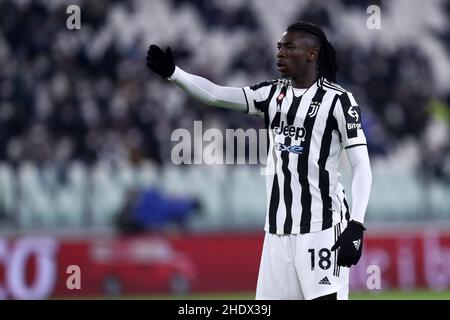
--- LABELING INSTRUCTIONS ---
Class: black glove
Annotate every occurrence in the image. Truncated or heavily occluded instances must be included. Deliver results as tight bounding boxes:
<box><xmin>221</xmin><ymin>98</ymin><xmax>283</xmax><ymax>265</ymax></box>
<box><xmin>331</xmin><ymin>220</ymin><xmax>366</xmax><ymax>267</ymax></box>
<box><xmin>146</xmin><ymin>45</ymin><xmax>175</xmax><ymax>78</ymax></box>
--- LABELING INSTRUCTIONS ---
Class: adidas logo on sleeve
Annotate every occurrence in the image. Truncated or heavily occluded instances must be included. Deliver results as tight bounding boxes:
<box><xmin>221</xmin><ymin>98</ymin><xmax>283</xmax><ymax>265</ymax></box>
<box><xmin>319</xmin><ymin>277</ymin><xmax>331</xmax><ymax>285</ymax></box>
<box><xmin>353</xmin><ymin>239</ymin><xmax>361</xmax><ymax>250</ymax></box>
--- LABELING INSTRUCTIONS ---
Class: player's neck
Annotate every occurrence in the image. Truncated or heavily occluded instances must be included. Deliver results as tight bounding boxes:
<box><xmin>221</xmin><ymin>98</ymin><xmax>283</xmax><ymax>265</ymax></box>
<box><xmin>291</xmin><ymin>71</ymin><xmax>318</xmax><ymax>89</ymax></box>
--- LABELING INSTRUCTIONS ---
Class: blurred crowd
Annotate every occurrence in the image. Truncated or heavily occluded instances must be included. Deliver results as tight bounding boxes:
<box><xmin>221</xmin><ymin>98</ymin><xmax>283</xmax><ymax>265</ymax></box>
<box><xmin>0</xmin><ymin>0</ymin><xmax>449</xmax><ymax>228</ymax></box>
<box><xmin>0</xmin><ymin>0</ymin><xmax>448</xmax><ymax>165</ymax></box>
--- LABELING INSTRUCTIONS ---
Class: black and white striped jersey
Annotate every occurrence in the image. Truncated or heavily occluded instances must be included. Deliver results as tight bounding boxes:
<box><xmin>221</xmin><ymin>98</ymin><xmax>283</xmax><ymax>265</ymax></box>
<box><xmin>242</xmin><ymin>78</ymin><xmax>366</xmax><ymax>234</ymax></box>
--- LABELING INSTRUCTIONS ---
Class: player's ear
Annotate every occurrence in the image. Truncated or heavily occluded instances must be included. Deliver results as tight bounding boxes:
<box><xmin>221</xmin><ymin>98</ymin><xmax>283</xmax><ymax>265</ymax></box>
<box><xmin>307</xmin><ymin>47</ymin><xmax>319</xmax><ymax>62</ymax></box>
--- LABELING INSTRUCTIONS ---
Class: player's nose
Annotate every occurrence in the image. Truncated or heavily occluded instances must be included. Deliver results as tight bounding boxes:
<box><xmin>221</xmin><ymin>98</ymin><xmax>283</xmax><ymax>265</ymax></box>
<box><xmin>277</xmin><ymin>47</ymin><xmax>286</xmax><ymax>59</ymax></box>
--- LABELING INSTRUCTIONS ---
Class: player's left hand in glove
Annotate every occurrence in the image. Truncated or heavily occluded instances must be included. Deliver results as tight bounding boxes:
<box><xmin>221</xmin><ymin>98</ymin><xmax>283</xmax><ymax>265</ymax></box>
<box><xmin>146</xmin><ymin>44</ymin><xmax>175</xmax><ymax>78</ymax></box>
<box><xmin>331</xmin><ymin>220</ymin><xmax>366</xmax><ymax>267</ymax></box>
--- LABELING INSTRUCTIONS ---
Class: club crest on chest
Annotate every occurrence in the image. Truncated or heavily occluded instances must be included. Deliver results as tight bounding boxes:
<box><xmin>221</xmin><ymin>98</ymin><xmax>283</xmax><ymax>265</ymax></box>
<box><xmin>307</xmin><ymin>101</ymin><xmax>321</xmax><ymax>118</ymax></box>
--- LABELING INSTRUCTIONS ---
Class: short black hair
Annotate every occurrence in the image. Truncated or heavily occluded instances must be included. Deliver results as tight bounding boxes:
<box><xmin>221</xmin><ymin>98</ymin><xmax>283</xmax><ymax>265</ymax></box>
<box><xmin>286</xmin><ymin>22</ymin><xmax>339</xmax><ymax>82</ymax></box>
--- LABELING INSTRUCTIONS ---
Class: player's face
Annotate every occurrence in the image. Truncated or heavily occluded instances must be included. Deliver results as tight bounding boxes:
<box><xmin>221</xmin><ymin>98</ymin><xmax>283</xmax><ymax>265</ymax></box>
<box><xmin>276</xmin><ymin>31</ymin><xmax>318</xmax><ymax>79</ymax></box>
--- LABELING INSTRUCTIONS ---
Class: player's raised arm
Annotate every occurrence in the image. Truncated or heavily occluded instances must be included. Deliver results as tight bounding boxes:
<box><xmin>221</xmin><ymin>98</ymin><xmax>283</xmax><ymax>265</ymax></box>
<box><xmin>146</xmin><ymin>44</ymin><xmax>247</xmax><ymax>113</ymax></box>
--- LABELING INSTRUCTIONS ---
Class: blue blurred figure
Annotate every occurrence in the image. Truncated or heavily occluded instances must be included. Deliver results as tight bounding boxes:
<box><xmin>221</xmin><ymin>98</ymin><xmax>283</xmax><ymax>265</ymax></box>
<box><xmin>117</xmin><ymin>187</ymin><xmax>201</xmax><ymax>234</ymax></box>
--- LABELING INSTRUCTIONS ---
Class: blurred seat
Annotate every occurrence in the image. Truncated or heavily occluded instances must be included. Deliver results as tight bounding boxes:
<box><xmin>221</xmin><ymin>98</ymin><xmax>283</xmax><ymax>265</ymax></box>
<box><xmin>89</xmin><ymin>162</ymin><xmax>127</xmax><ymax>227</ymax></box>
<box><xmin>228</xmin><ymin>166</ymin><xmax>266</xmax><ymax>228</ymax></box>
<box><xmin>0</xmin><ymin>163</ymin><xmax>16</xmax><ymax>224</ymax></box>
<box><xmin>53</xmin><ymin>161</ymin><xmax>87</xmax><ymax>227</ymax></box>
<box><xmin>17</xmin><ymin>162</ymin><xmax>56</xmax><ymax>228</ymax></box>
<box><xmin>367</xmin><ymin>168</ymin><xmax>423</xmax><ymax>220</ymax></box>
<box><xmin>135</xmin><ymin>160</ymin><xmax>161</xmax><ymax>188</ymax></box>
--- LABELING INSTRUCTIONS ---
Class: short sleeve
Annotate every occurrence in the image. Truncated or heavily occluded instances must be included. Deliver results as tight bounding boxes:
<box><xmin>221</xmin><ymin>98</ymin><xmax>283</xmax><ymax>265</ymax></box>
<box><xmin>333</xmin><ymin>91</ymin><xmax>367</xmax><ymax>149</ymax></box>
<box><xmin>242</xmin><ymin>80</ymin><xmax>278</xmax><ymax>118</ymax></box>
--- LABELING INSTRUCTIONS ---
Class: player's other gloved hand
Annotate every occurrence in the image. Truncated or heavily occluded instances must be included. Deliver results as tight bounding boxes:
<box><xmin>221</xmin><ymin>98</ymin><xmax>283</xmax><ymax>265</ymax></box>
<box><xmin>146</xmin><ymin>45</ymin><xmax>175</xmax><ymax>78</ymax></box>
<box><xmin>331</xmin><ymin>220</ymin><xmax>366</xmax><ymax>267</ymax></box>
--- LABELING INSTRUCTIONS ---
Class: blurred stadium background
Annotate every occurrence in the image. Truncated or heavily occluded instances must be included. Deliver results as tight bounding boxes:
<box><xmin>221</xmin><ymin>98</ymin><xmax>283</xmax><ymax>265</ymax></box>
<box><xmin>0</xmin><ymin>0</ymin><xmax>449</xmax><ymax>300</ymax></box>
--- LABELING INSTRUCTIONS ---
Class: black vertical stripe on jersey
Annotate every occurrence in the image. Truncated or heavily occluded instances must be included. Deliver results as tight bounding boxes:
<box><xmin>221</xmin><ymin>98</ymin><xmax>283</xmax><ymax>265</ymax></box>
<box><xmin>333</xmin><ymin>225</ymin><xmax>336</xmax><ymax>275</ymax></box>
<box><xmin>318</xmin><ymin>95</ymin><xmax>339</xmax><ymax>230</ymax></box>
<box><xmin>343</xmin><ymin>197</ymin><xmax>350</xmax><ymax>221</ymax></box>
<box><xmin>339</xmin><ymin>224</ymin><xmax>342</xmax><ymax>276</ymax></box>
<box><xmin>299</xmin><ymin>87</ymin><xmax>326</xmax><ymax>234</ymax></box>
<box><xmin>259</xmin><ymin>85</ymin><xmax>278</xmax><ymax>152</ymax></box>
<box><xmin>268</xmin><ymin>175</ymin><xmax>280</xmax><ymax>234</ymax></box>
<box><xmin>254</xmin><ymin>83</ymin><xmax>278</xmax><ymax>115</ymax></box>
<box><xmin>268</xmin><ymin>94</ymin><xmax>282</xmax><ymax>234</ymax></box>
<box><xmin>260</xmin><ymin>84</ymin><xmax>279</xmax><ymax>234</ymax></box>
<box><xmin>333</xmin><ymin>224</ymin><xmax>338</xmax><ymax>276</ymax></box>
<box><xmin>339</xmin><ymin>92</ymin><xmax>360</xmax><ymax>139</ymax></box>
<box><xmin>270</xmin><ymin>85</ymin><xmax>286</xmax><ymax>131</ymax></box>
<box><xmin>242</xmin><ymin>88</ymin><xmax>249</xmax><ymax>114</ymax></box>
<box><xmin>335</xmin><ymin>223</ymin><xmax>341</xmax><ymax>277</ymax></box>
<box><xmin>282</xmin><ymin>95</ymin><xmax>303</xmax><ymax>234</ymax></box>
<box><xmin>270</xmin><ymin>109</ymin><xmax>281</xmax><ymax>130</ymax></box>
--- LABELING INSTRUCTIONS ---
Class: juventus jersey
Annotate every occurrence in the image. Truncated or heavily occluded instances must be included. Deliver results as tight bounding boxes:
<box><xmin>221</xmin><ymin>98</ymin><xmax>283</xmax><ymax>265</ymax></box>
<box><xmin>242</xmin><ymin>78</ymin><xmax>367</xmax><ymax>235</ymax></box>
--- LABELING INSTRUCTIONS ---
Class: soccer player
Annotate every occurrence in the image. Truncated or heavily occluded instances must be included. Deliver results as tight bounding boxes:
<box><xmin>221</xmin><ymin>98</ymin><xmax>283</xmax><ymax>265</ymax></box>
<box><xmin>146</xmin><ymin>22</ymin><xmax>372</xmax><ymax>300</ymax></box>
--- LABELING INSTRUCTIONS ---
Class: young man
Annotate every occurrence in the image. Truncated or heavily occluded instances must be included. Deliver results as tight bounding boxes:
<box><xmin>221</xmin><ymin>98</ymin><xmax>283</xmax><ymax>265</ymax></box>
<box><xmin>146</xmin><ymin>22</ymin><xmax>372</xmax><ymax>300</ymax></box>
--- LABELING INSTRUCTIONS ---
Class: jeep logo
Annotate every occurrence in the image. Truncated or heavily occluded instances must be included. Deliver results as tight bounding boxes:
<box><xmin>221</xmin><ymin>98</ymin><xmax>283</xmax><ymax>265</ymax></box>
<box><xmin>273</xmin><ymin>121</ymin><xmax>306</xmax><ymax>140</ymax></box>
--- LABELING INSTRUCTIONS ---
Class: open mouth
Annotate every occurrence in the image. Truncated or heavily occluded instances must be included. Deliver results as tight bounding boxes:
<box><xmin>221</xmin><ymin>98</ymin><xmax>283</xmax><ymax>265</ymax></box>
<box><xmin>276</xmin><ymin>61</ymin><xmax>287</xmax><ymax>72</ymax></box>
